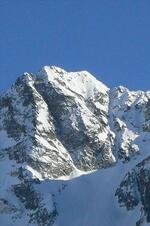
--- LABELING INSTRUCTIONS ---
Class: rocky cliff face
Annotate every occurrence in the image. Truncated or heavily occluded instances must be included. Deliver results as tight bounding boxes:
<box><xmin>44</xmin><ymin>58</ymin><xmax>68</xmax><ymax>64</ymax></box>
<box><xmin>0</xmin><ymin>66</ymin><xmax>150</xmax><ymax>226</ymax></box>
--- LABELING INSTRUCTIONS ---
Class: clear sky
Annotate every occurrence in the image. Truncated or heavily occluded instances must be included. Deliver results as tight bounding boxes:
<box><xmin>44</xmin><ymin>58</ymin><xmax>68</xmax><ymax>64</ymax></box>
<box><xmin>0</xmin><ymin>0</ymin><xmax>150</xmax><ymax>93</ymax></box>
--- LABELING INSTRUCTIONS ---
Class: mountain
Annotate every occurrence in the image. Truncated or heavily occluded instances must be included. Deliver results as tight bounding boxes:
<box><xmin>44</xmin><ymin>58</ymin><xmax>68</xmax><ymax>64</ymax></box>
<box><xmin>0</xmin><ymin>66</ymin><xmax>150</xmax><ymax>226</ymax></box>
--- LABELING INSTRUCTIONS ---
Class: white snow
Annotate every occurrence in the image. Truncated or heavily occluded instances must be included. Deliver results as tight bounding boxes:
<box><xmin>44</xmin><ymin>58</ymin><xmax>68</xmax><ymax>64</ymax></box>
<box><xmin>51</xmin><ymin>150</ymin><xmax>150</xmax><ymax>226</ymax></box>
<box><xmin>0</xmin><ymin>130</ymin><xmax>16</xmax><ymax>149</ymax></box>
<box><xmin>37</xmin><ymin>66</ymin><xmax>109</xmax><ymax>100</ymax></box>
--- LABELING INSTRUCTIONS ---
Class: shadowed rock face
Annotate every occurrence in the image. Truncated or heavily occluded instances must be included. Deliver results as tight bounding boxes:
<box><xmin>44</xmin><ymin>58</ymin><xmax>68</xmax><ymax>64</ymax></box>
<box><xmin>1</xmin><ymin>66</ymin><xmax>150</xmax><ymax>225</ymax></box>
<box><xmin>116</xmin><ymin>156</ymin><xmax>150</xmax><ymax>225</ymax></box>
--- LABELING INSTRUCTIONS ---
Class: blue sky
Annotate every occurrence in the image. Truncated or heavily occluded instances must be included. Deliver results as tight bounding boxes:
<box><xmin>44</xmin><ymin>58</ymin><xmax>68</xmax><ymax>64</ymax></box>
<box><xmin>0</xmin><ymin>0</ymin><xmax>150</xmax><ymax>92</ymax></box>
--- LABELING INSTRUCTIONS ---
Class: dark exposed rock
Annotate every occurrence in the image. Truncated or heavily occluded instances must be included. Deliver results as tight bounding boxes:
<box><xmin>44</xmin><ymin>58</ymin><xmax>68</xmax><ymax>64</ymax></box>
<box><xmin>116</xmin><ymin>156</ymin><xmax>150</xmax><ymax>224</ymax></box>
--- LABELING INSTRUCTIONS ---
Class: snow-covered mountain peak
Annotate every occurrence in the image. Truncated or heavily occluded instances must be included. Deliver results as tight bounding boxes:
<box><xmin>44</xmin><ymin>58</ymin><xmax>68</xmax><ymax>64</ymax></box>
<box><xmin>1</xmin><ymin>66</ymin><xmax>150</xmax><ymax>226</ymax></box>
<box><xmin>37</xmin><ymin>65</ymin><xmax>108</xmax><ymax>101</ymax></box>
<box><xmin>38</xmin><ymin>65</ymin><xmax>67</xmax><ymax>77</ymax></box>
